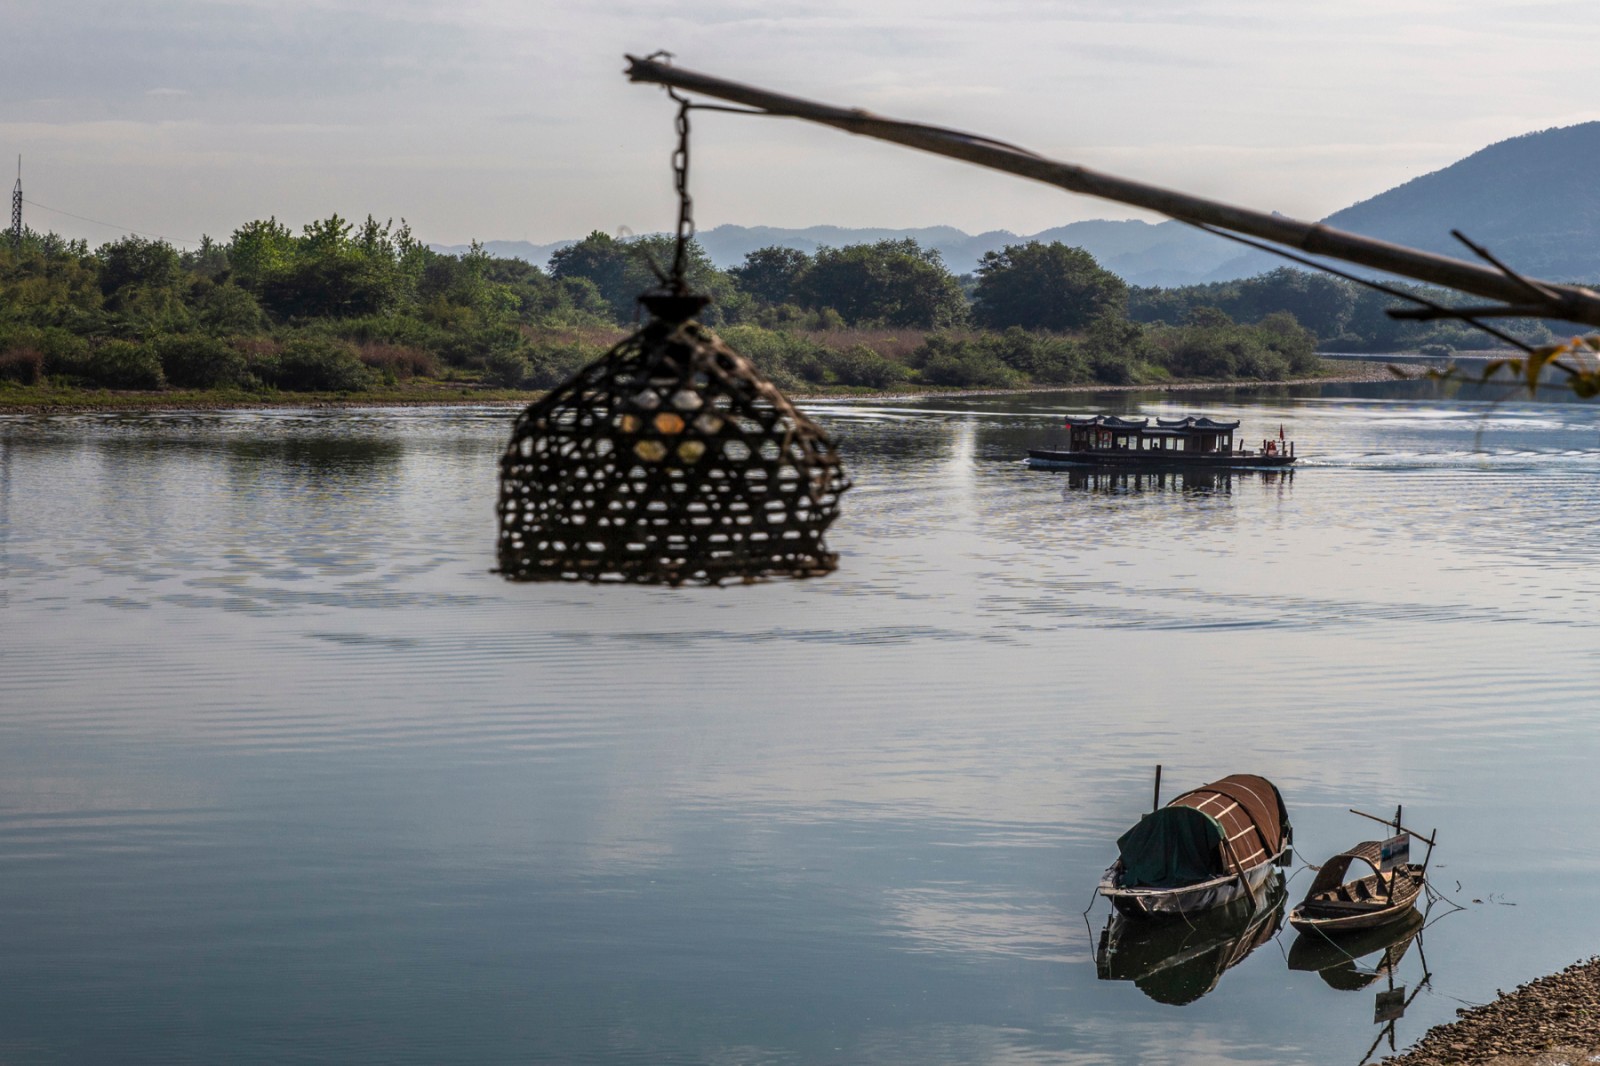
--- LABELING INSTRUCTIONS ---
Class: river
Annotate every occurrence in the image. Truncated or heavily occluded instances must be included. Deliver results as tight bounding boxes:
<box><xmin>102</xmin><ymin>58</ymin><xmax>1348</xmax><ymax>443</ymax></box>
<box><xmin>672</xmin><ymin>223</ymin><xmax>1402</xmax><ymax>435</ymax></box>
<box><xmin>3</xmin><ymin>378</ymin><xmax>1598</xmax><ymax>1065</ymax></box>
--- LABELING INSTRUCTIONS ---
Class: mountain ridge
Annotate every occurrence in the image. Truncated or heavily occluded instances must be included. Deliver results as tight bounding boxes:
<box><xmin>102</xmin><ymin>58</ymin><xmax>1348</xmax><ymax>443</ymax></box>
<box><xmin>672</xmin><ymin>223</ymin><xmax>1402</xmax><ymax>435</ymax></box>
<box><xmin>434</xmin><ymin>121</ymin><xmax>1600</xmax><ymax>288</ymax></box>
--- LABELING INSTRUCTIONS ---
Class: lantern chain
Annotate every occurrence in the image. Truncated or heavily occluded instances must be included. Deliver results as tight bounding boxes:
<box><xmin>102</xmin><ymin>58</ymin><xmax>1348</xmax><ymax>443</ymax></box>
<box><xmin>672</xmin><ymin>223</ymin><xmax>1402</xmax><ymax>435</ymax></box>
<box><xmin>669</xmin><ymin>95</ymin><xmax>693</xmax><ymax>293</ymax></box>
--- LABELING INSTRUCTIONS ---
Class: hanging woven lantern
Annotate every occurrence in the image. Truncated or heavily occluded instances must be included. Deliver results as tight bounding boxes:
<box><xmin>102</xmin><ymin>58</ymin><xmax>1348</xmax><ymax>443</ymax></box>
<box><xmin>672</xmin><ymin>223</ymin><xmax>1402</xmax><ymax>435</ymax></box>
<box><xmin>496</xmin><ymin>293</ymin><xmax>850</xmax><ymax>585</ymax></box>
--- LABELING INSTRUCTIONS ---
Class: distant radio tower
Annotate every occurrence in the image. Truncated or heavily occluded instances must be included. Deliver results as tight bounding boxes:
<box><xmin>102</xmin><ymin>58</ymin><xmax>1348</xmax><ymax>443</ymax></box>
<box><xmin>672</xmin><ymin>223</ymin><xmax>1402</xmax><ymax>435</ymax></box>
<box><xmin>10</xmin><ymin>157</ymin><xmax>20</xmax><ymax>247</ymax></box>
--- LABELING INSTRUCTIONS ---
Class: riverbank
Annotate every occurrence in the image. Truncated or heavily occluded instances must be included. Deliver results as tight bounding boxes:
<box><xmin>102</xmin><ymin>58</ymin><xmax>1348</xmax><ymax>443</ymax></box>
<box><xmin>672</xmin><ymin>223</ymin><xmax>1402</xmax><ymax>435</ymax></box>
<box><xmin>0</xmin><ymin>359</ymin><xmax>1420</xmax><ymax>416</ymax></box>
<box><xmin>1384</xmin><ymin>956</ymin><xmax>1600</xmax><ymax>1065</ymax></box>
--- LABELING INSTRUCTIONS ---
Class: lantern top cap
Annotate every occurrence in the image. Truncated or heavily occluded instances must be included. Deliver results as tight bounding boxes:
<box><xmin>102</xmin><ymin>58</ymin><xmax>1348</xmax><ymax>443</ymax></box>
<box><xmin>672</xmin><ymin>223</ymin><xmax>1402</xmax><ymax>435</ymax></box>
<box><xmin>641</xmin><ymin>293</ymin><xmax>711</xmax><ymax>324</ymax></box>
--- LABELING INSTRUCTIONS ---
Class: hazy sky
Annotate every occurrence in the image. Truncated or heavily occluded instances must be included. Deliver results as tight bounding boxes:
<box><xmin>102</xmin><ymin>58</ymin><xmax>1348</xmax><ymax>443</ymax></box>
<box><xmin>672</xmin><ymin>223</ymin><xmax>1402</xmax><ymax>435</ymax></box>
<box><xmin>6</xmin><ymin>1</ymin><xmax>1599</xmax><ymax>249</ymax></box>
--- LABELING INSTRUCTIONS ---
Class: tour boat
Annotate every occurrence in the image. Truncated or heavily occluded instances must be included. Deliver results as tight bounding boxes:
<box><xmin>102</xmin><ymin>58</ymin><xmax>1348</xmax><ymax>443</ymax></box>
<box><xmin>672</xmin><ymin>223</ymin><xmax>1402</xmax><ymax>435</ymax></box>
<box><xmin>1026</xmin><ymin>415</ymin><xmax>1297</xmax><ymax>470</ymax></box>
<box><xmin>1099</xmin><ymin>772</ymin><xmax>1294</xmax><ymax>919</ymax></box>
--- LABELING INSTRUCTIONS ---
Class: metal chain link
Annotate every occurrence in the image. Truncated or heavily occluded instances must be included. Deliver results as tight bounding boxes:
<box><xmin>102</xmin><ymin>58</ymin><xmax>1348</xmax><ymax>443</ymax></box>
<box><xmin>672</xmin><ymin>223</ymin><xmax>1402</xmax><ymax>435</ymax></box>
<box><xmin>670</xmin><ymin>98</ymin><xmax>694</xmax><ymax>292</ymax></box>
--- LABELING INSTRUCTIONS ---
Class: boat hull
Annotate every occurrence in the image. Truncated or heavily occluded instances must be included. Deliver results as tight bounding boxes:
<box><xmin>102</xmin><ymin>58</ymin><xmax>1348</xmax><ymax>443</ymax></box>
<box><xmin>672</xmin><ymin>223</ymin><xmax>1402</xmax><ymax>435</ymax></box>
<box><xmin>1099</xmin><ymin>842</ymin><xmax>1290</xmax><ymax>919</ymax></box>
<box><xmin>1026</xmin><ymin>449</ymin><xmax>1296</xmax><ymax>471</ymax></box>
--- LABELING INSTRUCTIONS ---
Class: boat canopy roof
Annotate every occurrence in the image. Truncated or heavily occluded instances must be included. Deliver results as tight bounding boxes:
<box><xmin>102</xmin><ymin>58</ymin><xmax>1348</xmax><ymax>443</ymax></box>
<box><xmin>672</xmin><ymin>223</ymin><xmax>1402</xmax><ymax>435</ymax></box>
<box><xmin>1156</xmin><ymin>416</ymin><xmax>1241</xmax><ymax>430</ymax></box>
<box><xmin>1116</xmin><ymin>774</ymin><xmax>1289</xmax><ymax>889</ymax></box>
<box><xmin>1305</xmin><ymin>840</ymin><xmax>1387</xmax><ymax>897</ymax></box>
<box><xmin>1063</xmin><ymin>415</ymin><xmax>1240</xmax><ymax>432</ymax></box>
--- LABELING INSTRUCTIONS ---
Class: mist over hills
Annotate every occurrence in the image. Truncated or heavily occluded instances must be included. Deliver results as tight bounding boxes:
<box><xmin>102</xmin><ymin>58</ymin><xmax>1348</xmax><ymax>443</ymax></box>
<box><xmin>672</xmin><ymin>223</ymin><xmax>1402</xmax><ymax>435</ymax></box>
<box><xmin>436</xmin><ymin>122</ymin><xmax>1600</xmax><ymax>288</ymax></box>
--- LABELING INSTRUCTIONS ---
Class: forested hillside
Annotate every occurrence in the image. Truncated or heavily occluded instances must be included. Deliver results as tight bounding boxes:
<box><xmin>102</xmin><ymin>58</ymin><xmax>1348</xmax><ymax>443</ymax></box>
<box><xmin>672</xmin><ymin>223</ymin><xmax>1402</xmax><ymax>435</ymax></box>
<box><xmin>0</xmin><ymin>219</ymin><xmax>1335</xmax><ymax>402</ymax></box>
<box><xmin>1323</xmin><ymin>122</ymin><xmax>1600</xmax><ymax>281</ymax></box>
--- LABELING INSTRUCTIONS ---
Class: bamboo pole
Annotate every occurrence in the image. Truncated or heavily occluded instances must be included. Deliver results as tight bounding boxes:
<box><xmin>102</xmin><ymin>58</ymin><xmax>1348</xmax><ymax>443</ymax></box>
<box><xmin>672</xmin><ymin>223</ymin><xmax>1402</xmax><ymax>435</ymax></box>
<box><xmin>625</xmin><ymin>55</ymin><xmax>1600</xmax><ymax>329</ymax></box>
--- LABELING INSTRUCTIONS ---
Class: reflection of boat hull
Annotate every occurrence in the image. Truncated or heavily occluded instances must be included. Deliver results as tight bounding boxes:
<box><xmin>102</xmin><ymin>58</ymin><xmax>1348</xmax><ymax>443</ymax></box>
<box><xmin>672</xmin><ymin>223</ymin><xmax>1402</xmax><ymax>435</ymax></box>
<box><xmin>1026</xmin><ymin>449</ymin><xmax>1296</xmax><ymax>471</ymax></box>
<box><xmin>1063</xmin><ymin>467</ymin><xmax>1291</xmax><ymax>496</ymax></box>
<box><xmin>1097</xmin><ymin>874</ymin><xmax>1286</xmax><ymax>1005</ymax></box>
<box><xmin>1287</xmin><ymin>905</ymin><xmax>1423</xmax><ymax>991</ymax></box>
<box><xmin>1100</xmin><ymin>841</ymin><xmax>1290</xmax><ymax>918</ymax></box>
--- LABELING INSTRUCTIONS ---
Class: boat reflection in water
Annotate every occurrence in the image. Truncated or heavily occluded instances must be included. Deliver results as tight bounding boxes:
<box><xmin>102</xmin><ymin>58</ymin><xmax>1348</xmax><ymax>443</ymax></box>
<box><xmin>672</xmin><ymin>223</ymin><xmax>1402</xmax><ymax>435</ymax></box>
<box><xmin>1287</xmin><ymin>905</ymin><xmax>1424</xmax><ymax>991</ymax></box>
<box><xmin>1289</xmin><ymin>906</ymin><xmax>1433</xmax><ymax>1064</ymax></box>
<box><xmin>1095</xmin><ymin>874</ymin><xmax>1287</xmax><ymax>1005</ymax></box>
<box><xmin>1063</xmin><ymin>468</ymin><xmax>1293</xmax><ymax>497</ymax></box>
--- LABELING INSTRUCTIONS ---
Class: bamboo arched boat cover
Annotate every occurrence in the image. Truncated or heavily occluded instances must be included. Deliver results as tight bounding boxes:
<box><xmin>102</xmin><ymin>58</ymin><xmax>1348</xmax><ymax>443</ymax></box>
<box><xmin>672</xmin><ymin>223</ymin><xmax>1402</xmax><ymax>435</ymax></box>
<box><xmin>1116</xmin><ymin>775</ymin><xmax>1290</xmax><ymax>889</ymax></box>
<box><xmin>1302</xmin><ymin>841</ymin><xmax>1386</xmax><ymax>898</ymax></box>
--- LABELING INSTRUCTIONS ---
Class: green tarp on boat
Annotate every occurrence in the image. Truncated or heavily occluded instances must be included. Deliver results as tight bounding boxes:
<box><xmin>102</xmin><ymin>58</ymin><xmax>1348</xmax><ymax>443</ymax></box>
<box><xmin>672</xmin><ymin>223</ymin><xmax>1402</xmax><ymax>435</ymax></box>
<box><xmin>1115</xmin><ymin>774</ymin><xmax>1291</xmax><ymax>889</ymax></box>
<box><xmin>1117</xmin><ymin>806</ymin><xmax>1225</xmax><ymax>888</ymax></box>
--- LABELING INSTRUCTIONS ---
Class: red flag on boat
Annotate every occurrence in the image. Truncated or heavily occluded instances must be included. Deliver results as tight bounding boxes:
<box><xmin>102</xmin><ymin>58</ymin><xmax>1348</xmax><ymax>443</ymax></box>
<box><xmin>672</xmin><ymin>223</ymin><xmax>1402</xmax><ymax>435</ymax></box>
<box><xmin>1279</xmin><ymin>423</ymin><xmax>1285</xmax><ymax>441</ymax></box>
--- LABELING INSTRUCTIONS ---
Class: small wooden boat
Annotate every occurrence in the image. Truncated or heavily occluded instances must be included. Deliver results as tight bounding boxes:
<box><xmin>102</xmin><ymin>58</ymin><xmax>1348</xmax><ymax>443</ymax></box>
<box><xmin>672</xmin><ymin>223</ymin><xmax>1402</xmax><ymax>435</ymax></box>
<box><xmin>1099</xmin><ymin>770</ymin><xmax>1293</xmax><ymax>919</ymax></box>
<box><xmin>1027</xmin><ymin>415</ymin><xmax>1297</xmax><ymax>470</ymax></box>
<box><xmin>1289</xmin><ymin>808</ymin><xmax>1436</xmax><ymax>936</ymax></box>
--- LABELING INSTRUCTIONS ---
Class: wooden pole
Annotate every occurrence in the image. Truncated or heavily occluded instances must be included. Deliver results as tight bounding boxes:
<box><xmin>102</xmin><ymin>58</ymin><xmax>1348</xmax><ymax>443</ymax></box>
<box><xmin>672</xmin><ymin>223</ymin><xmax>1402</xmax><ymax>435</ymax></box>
<box><xmin>1350</xmin><ymin>807</ymin><xmax>1438</xmax><ymax>851</ymax></box>
<box><xmin>1152</xmin><ymin>764</ymin><xmax>1162</xmax><ymax>813</ymax></box>
<box><xmin>625</xmin><ymin>56</ymin><xmax>1600</xmax><ymax>329</ymax></box>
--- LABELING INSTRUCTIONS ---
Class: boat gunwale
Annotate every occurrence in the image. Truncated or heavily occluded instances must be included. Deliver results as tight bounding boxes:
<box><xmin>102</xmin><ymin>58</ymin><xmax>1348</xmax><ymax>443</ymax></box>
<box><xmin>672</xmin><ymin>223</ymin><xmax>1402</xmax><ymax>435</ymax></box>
<box><xmin>1098</xmin><ymin>838</ymin><xmax>1294</xmax><ymax>902</ymax></box>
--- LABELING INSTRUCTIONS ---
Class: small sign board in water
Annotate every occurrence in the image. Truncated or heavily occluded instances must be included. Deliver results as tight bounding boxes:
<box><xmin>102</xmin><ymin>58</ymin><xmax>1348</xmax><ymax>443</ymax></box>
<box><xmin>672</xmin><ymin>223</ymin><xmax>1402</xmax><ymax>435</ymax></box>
<box><xmin>1375</xmin><ymin>987</ymin><xmax>1407</xmax><ymax>1024</ymax></box>
<box><xmin>1379</xmin><ymin>833</ymin><xmax>1410</xmax><ymax>871</ymax></box>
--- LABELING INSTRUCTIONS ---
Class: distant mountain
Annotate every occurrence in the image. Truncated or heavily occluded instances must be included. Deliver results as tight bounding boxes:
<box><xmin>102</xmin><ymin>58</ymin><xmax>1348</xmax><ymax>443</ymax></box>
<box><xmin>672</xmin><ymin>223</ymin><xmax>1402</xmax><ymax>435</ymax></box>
<box><xmin>1319</xmin><ymin>122</ymin><xmax>1600</xmax><ymax>283</ymax></box>
<box><xmin>429</xmin><ymin>239</ymin><xmax>577</xmax><ymax>264</ymax></box>
<box><xmin>440</xmin><ymin>121</ymin><xmax>1600</xmax><ymax>288</ymax></box>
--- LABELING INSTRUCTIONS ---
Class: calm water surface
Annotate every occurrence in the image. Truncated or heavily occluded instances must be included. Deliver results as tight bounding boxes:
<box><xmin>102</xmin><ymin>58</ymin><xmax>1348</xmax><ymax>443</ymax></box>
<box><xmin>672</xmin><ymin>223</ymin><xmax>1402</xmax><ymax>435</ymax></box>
<box><xmin>3</xmin><ymin>380</ymin><xmax>1600</xmax><ymax>1065</ymax></box>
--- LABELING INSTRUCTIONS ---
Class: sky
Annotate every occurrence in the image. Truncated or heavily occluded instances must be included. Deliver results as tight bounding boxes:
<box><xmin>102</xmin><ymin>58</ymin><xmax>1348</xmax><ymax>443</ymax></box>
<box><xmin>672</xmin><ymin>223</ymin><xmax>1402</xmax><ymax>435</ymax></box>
<box><xmin>5</xmin><ymin>0</ymin><xmax>1600</xmax><ymax>250</ymax></box>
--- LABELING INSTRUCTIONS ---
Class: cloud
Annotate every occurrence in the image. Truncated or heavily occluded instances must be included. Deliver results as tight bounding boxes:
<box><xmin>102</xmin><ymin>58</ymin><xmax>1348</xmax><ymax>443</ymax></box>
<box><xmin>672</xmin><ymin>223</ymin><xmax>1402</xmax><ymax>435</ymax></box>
<box><xmin>5</xmin><ymin>0</ymin><xmax>1600</xmax><ymax>245</ymax></box>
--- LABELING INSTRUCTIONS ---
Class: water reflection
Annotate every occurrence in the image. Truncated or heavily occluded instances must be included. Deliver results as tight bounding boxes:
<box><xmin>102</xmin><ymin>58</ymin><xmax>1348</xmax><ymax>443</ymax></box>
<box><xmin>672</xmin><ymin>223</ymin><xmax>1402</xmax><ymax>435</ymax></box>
<box><xmin>6</xmin><ymin>395</ymin><xmax>1600</xmax><ymax>1064</ymax></box>
<box><xmin>1095</xmin><ymin>874</ymin><xmax>1286</xmax><ymax>1005</ymax></box>
<box><xmin>224</xmin><ymin>435</ymin><xmax>406</xmax><ymax>475</ymax></box>
<box><xmin>1061</xmin><ymin>468</ymin><xmax>1295</xmax><ymax>496</ymax></box>
<box><xmin>1289</xmin><ymin>906</ymin><xmax>1440</xmax><ymax>1064</ymax></box>
<box><xmin>1288</xmin><ymin>906</ymin><xmax>1424</xmax><ymax>991</ymax></box>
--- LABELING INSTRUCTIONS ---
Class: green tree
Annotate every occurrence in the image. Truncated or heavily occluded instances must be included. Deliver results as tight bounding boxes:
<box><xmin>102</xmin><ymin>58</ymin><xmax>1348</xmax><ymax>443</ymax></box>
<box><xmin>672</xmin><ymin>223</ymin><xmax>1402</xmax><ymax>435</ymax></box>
<box><xmin>792</xmin><ymin>240</ymin><xmax>965</xmax><ymax>328</ymax></box>
<box><xmin>1231</xmin><ymin>268</ymin><xmax>1355</xmax><ymax>339</ymax></box>
<box><xmin>97</xmin><ymin>236</ymin><xmax>183</xmax><ymax>299</ymax></box>
<box><xmin>971</xmin><ymin>241</ymin><xmax>1126</xmax><ymax>332</ymax></box>
<box><xmin>731</xmin><ymin>246</ymin><xmax>811</xmax><ymax>305</ymax></box>
<box><xmin>549</xmin><ymin>232</ymin><xmax>733</xmax><ymax>324</ymax></box>
<box><xmin>226</xmin><ymin>218</ymin><xmax>296</xmax><ymax>291</ymax></box>
<box><xmin>548</xmin><ymin>232</ymin><xmax>632</xmax><ymax>317</ymax></box>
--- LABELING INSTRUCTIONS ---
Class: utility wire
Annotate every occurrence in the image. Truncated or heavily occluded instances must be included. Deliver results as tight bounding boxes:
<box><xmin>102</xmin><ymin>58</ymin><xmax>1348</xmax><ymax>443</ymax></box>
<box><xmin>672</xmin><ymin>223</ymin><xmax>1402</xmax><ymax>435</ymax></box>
<box><xmin>21</xmin><ymin>198</ymin><xmax>200</xmax><ymax>247</ymax></box>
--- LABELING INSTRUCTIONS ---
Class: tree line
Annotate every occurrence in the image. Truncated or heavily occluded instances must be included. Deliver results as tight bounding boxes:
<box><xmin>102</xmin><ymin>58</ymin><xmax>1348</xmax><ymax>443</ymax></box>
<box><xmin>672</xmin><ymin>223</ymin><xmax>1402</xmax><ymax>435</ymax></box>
<box><xmin>0</xmin><ymin>214</ymin><xmax>1448</xmax><ymax>398</ymax></box>
<box><xmin>1128</xmin><ymin>267</ymin><xmax>1556</xmax><ymax>353</ymax></box>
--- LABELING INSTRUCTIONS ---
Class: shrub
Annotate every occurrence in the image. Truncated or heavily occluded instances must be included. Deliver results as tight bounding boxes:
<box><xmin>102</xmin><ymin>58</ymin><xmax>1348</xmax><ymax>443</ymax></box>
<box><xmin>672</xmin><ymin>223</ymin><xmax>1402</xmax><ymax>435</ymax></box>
<box><xmin>436</xmin><ymin>323</ymin><xmax>527</xmax><ymax>370</ymax></box>
<box><xmin>0</xmin><ymin>325</ymin><xmax>90</xmax><ymax>380</ymax></box>
<box><xmin>484</xmin><ymin>349</ymin><xmax>532</xmax><ymax>388</ymax></box>
<box><xmin>305</xmin><ymin>313</ymin><xmax>451</xmax><ymax>353</ymax></box>
<box><xmin>980</xmin><ymin>327</ymin><xmax>1087</xmax><ymax>383</ymax></box>
<box><xmin>523</xmin><ymin>340</ymin><xmax>603</xmax><ymax>389</ymax></box>
<box><xmin>84</xmin><ymin>340</ymin><xmax>165</xmax><ymax>389</ymax></box>
<box><xmin>358</xmin><ymin>343</ymin><xmax>439</xmax><ymax>381</ymax></box>
<box><xmin>827</xmin><ymin>344</ymin><xmax>911</xmax><ymax>388</ymax></box>
<box><xmin>1256</xmin><ymin>311</ymin><xmax>1321</xmax><ymax>374</ymax></box>
<box><xmin>233</xmin><ymin>338</ymin><xmax>282</xmax><ymax>389</ymax></box>
<box><xmin>913</xmin><ymin>335</ymin><xmax>1025</xmax><ymax>388</ymax></box>
<box><xmin>194</xmin><ymin>281</ymin><xmax>266</xmax><ymax>335</ymax></box>
<box><xmin>155</xmin><ymin>334</ymin><xmax>249</xmax><ymax>388</ymax></box>
<box><xmin>0</xmin><ymin>346</ymin><xmax>43</xmax><ymax>384</ymax></box>
<box><xmin>715</xmin><ymin>325</ymin><xmax>816</xmax><ymax>390</ymax></box>
<box><xmin>274</xmin><ymin>338</ymin><xmax>372</xmax><ymax>392</ymax></box>
<box><xmin>1089</xmin><ymin>351</ymin><xmax>1136</xmax><ymax>384</ymax></box>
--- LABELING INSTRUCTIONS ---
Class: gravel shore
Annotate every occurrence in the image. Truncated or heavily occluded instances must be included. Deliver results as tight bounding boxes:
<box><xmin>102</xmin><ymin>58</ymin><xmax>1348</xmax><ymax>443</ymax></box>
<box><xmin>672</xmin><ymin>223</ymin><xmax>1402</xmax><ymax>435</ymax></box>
<box><xmin>1383</xmin><ymin>956</ymin><xmax>1600</xmax><ymax>1066</ymax></box>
